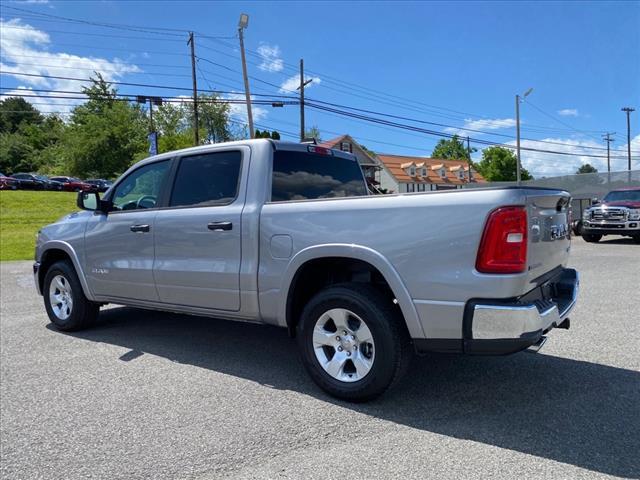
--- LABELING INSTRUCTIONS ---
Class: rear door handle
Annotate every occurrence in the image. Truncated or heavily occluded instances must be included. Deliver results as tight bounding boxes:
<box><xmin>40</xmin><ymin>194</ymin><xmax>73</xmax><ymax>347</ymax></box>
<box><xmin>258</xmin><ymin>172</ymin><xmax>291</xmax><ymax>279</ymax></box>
<box><xmin>130</xmin><ymin>224</ymin><xmax>150</xmax><ymax>233</ymax></box>
<box><xmin>207</xmin><ymin>221</ymin><xmax>232</xmax><ymax>231</ymax></box>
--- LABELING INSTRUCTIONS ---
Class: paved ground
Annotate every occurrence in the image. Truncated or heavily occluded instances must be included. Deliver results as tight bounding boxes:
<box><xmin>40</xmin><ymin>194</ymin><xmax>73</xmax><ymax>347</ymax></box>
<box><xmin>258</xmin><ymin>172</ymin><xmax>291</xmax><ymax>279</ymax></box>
<box><xmin>1</xmin><ymin>238</ymin><xmax>639</xmax><ymax>480</ymax></box>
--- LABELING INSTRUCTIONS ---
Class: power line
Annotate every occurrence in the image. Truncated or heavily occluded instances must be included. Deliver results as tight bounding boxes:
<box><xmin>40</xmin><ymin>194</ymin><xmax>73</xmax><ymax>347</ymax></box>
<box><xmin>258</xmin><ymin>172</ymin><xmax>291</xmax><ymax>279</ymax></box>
<box><xmin>0</xmin><ymin>71</ymin><xmax>298</xmax><ymax>98</ymax></box>
<box><xmin>0</xmin><ymin>24</ymin><xmax>186</xmax><ymax>42</ymax></box>
<box><xmin>2</xmin><ymin>7</ymin><xmax>236</xmax><ymax>40</ymax></box>
<box><xmin>2</xmin><ymin>61</ymin><xmax>192</xmax><ymax>78</ymax></box>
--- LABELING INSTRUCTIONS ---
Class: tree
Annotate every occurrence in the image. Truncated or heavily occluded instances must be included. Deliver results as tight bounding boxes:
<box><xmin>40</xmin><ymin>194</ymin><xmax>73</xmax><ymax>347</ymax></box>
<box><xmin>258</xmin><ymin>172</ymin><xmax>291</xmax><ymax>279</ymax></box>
<box><xmin>476</xmin><ymin>146</ymin><xmax>533</xmax><ymax>181</ymax></box>
<box><xmin>431</xmin><ymin>135</ymin><xmax>476</xmax><ymax>160</ymax></box>
<box><xmin>576</xmin><ymin>163</ymin><xmax>598</xmax><ymax>174</ymax></box>
<box><xmin>254</xmin><ymin>129</ymin><xmax>281</xmax><ymax>139</ymax></box>
<box><xmin>0</xmin><ymin>99</ymin><xmax>63</xmax><ymax>174</ymax></box>
<box><xmin>304</xmin><ymin>125</ymin><xmax>321</xmax><ymax>141</ymax></box>
<box><xmin>0</xmin><ymin>97</ymin><xmax>42</xmax><ymax>134</ymax></box>
<box><xmin>61</xmin><ymin>74</ymin><xmax>147</xmax><ymax>178</ymax></box>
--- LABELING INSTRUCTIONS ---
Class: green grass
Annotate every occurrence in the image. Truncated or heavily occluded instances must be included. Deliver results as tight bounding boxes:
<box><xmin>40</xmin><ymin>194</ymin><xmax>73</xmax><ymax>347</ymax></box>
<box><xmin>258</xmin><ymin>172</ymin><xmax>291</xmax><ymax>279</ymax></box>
<box><xmin>0</xmin><ymin>190</ymin><xmax>78</xmax><ymax>261</ymax></box>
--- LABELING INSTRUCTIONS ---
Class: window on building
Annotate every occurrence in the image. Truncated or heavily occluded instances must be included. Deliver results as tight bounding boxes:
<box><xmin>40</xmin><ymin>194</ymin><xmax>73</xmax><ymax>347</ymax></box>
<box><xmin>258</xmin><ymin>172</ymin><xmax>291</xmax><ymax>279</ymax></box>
<box><xmin>340</xmin><ymin>142</ymin><xmax>352</xmax><ymax>153</ymax></box>
<box><xmin>440</xmin><ymin>168</ymin><xmax>446</xmax><ymax>178</ymax></box>
<box><xmin>409</xmin><ymin>166</ymin><xmax>416</xmax><ymax>176</ymax></box>
<box><xmin>421</xmin><ymin>168</ymin><xmax>427</xmax><ymax>176</ymax></box>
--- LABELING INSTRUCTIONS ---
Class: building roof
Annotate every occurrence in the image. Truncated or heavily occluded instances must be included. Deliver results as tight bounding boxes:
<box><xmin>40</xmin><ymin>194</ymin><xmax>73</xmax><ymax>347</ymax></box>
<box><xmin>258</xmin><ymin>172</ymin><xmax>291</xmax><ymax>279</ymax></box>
<box><xmin>317</xmin><ymin>134</ymin><xmax>379</xmax><ymax>167</ymax></box>
<box><xmin>376</xmin><ymin>153</ymin><xmax>486</xmax><ymax>185</ymax></box>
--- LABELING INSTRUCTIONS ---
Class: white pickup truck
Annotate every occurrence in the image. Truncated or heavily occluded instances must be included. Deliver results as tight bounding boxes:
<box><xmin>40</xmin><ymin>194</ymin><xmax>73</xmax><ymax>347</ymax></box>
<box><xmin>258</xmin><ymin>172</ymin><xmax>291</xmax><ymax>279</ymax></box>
<box><xmin>34</xmin><ymin>139</ymin><xmax>579</xmax><ymax>401</ymax></box>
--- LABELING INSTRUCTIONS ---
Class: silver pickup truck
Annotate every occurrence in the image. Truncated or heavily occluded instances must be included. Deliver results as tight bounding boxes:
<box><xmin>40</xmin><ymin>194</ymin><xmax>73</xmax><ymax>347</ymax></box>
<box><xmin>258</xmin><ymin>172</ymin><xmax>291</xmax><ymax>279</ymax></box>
<box><xmin>34</xmin><ymin>139</ymin><xmax>579</xmax><ymax>401</ymax></box>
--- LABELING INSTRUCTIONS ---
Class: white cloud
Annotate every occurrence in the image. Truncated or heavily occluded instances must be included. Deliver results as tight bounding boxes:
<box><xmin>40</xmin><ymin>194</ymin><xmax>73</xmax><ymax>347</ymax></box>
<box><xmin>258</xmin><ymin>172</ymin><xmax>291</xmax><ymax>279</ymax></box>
<box><xmin>499</xmin><ymin>135</ymin><xmax>640</xmax><ymax>177</ymax></box>
<box><xmin>256</xmin><ymin>43</ymin><xmax>283</xmax><ymax>73</ymax></box>
<box><xmin>445</xmin><ymin>117</ymin><xmax>516</xmax><ymax>136</ymax></box>
<box><xmin>0</xmin><ymin>18</ymin><xmax>140</xmax><ymax>113</ymax></box>
<box><xmin>557</xmin><ymin>108</ymin><xmax>579</xmax><ymax>117</ymax></box>
<box><xmin>279</xmin><ymin>74</ymin><xmax>321</xmax><ymax>93</ymax></box>
<box><xmin>224</xmin><ymin>93</ymin><xmax>268</xmax><ymax>123</ymax></box>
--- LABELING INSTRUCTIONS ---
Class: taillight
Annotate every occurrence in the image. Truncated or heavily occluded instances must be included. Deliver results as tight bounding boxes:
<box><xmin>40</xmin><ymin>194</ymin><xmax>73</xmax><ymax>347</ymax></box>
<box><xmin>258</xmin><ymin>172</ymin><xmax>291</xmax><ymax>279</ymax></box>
<box><xmin>476</xmin><ymin>206</ymin><xmax>528</xmax><ymax>274</ymax></box>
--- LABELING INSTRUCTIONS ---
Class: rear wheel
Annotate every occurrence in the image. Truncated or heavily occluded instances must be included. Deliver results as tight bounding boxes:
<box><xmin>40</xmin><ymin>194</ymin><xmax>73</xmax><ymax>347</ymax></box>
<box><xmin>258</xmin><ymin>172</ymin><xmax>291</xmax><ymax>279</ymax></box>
<box><xmin>583</xmin><ymin>233</ymin><xmax>602</xmax><ymax>243</ymax></box>
<box><xmin>297</xmin><ymin>283</ymin><xmax>412</xmax><ymax>402</ymax></box>
<box><xmin>632</xmin><ymin>235</ymin><xmax>640</xmax><ymax>244</ymax></box>
<box><xmin>43</xmin><ymin>260</ymin><xmax>99</xmax><ymax>331</ymax></box>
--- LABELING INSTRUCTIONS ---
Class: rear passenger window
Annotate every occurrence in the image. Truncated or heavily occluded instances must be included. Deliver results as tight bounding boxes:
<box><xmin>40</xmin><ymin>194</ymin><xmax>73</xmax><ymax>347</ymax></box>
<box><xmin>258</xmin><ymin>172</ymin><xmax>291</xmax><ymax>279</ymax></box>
<box><xmin>271</xmin><ymin>150</ymin><xmax>367</xmax><ymax>202</ymax></box>
<box><xmin>170</xmin><ymin>151</ymin><xmax>241</xmax><ymax>207</ymax></box>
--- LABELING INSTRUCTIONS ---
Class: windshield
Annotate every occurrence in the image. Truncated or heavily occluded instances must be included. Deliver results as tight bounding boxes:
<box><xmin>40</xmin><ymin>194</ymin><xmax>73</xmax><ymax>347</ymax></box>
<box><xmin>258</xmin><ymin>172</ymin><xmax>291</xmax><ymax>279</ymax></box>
<box><xmin>35</xmin><ymin>175</ymin><xmax>49</xmax><ymax>181</ymax></box>
<box><xmin>603</xmin><ymin>190</ymin><xmax>640</xmax><ymax>202</ymax></box>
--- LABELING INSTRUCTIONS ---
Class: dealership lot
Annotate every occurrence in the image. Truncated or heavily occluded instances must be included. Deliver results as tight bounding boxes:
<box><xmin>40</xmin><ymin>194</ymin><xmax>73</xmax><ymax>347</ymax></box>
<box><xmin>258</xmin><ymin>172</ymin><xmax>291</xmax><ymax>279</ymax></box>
<box><xmin>1</xmin><ymin>239</ymin><xmax>638</xmax><ymax>480</ymax></box>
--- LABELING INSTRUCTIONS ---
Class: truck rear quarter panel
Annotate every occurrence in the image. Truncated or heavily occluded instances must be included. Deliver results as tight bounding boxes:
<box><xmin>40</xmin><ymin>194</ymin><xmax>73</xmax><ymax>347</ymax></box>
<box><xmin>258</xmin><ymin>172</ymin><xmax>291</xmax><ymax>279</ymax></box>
<box><xmin>258</xmin><ymin>188</ymin><xmax>553</xmax><ymax>339</ymax></box>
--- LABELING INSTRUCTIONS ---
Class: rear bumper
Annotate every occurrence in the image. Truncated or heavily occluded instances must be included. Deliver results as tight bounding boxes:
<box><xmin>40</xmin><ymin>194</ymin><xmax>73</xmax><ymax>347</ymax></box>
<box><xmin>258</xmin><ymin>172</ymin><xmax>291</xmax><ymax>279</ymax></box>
<box><xmin>463</xmin><ymin>268</ymin><xmax>579</xmax><ymax>355</ymax></box>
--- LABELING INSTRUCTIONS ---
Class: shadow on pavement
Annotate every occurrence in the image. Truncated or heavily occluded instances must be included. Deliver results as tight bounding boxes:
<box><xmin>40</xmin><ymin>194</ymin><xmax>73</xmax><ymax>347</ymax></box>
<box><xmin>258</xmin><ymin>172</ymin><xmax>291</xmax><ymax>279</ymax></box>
<box><xmin>55</xmin><ymin>307</ymin><xmax>640</xmax><ymax>478</ymax></box>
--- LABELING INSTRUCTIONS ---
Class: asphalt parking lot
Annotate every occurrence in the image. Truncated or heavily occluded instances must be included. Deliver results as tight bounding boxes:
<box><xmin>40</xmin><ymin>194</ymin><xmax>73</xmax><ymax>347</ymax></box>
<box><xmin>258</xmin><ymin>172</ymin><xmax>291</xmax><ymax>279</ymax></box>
<box><xmin>1</xmin><ymin>238</ymin><xmax>639</xmax><ymax>480</ymax></box>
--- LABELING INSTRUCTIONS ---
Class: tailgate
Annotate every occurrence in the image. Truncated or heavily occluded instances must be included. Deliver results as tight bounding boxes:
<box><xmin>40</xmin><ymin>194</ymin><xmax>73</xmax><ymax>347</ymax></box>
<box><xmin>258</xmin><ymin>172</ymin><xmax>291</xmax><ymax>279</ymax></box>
<box><xmin>525</xmin><ymin>189</ymin><xmax>572</xmax><ymax>283</ymax></box>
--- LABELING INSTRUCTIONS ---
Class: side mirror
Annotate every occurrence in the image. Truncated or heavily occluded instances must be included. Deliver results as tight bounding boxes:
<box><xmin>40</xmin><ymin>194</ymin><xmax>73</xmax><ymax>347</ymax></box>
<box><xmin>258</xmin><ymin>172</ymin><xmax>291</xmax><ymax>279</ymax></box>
<box><xmin>591</xmin><ymin>197</ymin><xmax>600</xmax><ymax>205</ymax></box>
<box><xmin>77</xmin><ymin>191</ymin><xmax>102</xmax><ymax>212</ymax></box>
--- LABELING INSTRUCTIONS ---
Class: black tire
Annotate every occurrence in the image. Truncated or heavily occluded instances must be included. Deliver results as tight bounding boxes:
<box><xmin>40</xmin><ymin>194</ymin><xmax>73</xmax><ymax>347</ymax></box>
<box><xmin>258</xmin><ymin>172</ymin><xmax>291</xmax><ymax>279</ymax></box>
<box><xmin>572</xmin><ymin>221</ymin><xmax>583</xmax><ymax>236</ymax></box>
<box><xmin>582</xmin><ymin>233</ymin><xmax>602</xmax><ymax>243</ymax></box>
<box><xmin>632</xmin><ymin>235</ymin><xmax>640</xmax><ymax>244</ymax></box>
<box><xmin>43</xmin><ymin>260</ymin><xmax>99</xmax><ymax>331</ymax></box>
<box><xmin>297</xmin><ymin>283</ymin><xmax>412</xmax><ymax>402</ymax></box>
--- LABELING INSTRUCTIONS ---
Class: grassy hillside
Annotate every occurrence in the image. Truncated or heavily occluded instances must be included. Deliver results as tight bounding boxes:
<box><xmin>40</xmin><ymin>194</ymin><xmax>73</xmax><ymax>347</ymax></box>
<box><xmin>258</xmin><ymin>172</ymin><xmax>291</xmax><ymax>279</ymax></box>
<box><xmin>0</xmin><ymin>191</ymin><xmax>78</xmax><ymax>261</ymax></box>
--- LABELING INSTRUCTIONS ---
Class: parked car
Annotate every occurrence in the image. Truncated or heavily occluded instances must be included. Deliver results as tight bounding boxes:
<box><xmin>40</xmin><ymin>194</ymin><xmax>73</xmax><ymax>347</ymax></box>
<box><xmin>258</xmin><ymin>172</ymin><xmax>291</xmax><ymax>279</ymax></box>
<box><xmin>85</xmin><ymin>179</ymin><xmax>113</xmax><ymax>193</ymax></box>
<box><xmin>49</xmin><ymin>176</ymin><xmax>93</xmax><ymax>192</ymax></box>
<box><xmin>37</xmin><ymin>175</ymin><xmax>65</xmax><ymax>191</ymax></box>
<box><xmin>0</xmin><ymin>172</ymin><xmax>18</xmax><ymax>190</ymax></box>
<box><xmin>10</xmin><ymin>173</ymin><xmax>47</xmax><ymax>190</ymax></box>
<box><xmin>33</xmin><ymin>139</ymin><xmax>579</xmax><ymax>401</ymax></box>
<box><xmin>581</xmin><ymin>187</ymin><xmax>640</xmax><ymax>243</ymax></box>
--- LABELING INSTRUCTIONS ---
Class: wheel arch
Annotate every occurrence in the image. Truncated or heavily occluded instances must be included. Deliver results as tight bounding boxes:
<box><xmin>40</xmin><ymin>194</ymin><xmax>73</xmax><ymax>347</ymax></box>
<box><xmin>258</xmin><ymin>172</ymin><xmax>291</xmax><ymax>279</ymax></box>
<box><xmin>280</xmin><ymin>244</ymin><xmax>426</xmax><ymax>340</ymax></box>
<box><xmin>38</xmin><ymin>242</ymin><xmax>95</xmax><ymax>301</ymax></box>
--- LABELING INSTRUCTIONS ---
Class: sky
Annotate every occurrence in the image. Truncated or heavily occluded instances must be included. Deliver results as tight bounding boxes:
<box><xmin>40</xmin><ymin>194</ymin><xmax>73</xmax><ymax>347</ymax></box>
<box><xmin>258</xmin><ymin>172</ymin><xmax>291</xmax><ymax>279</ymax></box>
<box><xmin>1</xmin><ymin>0</ymin><xmax>639</xmax><ymax>176</ymax></box>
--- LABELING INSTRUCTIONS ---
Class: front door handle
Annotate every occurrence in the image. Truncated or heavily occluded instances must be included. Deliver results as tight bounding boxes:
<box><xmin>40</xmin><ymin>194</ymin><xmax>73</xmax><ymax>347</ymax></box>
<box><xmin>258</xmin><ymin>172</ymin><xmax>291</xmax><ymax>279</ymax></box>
<box><xmin>130</xmin><ymin>224</ymin><xmax>150</xmax><ymax>233</ymax></box>
<box><xmin>207</xmin><ymin>221</ymin><xmax>232</xmax><ymax>231</ymax></box>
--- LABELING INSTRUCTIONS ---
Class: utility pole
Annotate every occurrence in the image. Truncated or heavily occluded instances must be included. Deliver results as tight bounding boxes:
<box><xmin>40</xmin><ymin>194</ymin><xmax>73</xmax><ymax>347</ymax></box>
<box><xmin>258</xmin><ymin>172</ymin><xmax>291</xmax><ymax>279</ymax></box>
<box><xmin>188</xmin><ymin>32</ymin><xmax>199</xmax><ymax>145</ymax></box>
<box><xmin>238</xmin><ymin>14</ymin><xmax>254</xmax><ymax>139</ymax></box>
<box><xmin>621</xmin><ymin>107</ymin><xmax>635</xmax><ymax>172</ymax></box>
<box><xmin>466</xmin><ymin>136</ymin><xmax>472</xmax><ymax>182</ymax></box>
<box><xmin>602</xmin><ymin>132</ymin><xmax>615</xmax><ymax>173</ymax></box>
<box><xmin>297</xmin><ymin>58</ymin><xmax>313</xmax><ymax>141</ymax></box>
<box><xmin>515</xmin><ymin>88</ymin><xmax>533</xmax><ymax>186</ymax></box>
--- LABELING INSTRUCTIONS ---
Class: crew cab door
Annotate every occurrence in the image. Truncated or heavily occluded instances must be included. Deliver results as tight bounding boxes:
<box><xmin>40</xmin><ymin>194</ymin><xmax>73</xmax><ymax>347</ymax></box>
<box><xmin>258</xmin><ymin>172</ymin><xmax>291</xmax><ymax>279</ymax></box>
<box><xmin>152</xmin><ymin>148</ymin><xmax>247</xmax><ymax>311</ymax></box>
<box><xmin>84</xmin><ymin>159</ymin><xmax>172</xmax><ymax>302</ymax></box>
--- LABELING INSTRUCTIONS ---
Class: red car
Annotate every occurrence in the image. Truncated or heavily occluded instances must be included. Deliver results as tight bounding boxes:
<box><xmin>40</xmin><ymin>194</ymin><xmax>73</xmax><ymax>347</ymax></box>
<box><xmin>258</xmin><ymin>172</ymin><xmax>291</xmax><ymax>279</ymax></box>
<box><xmin>49</xmin><ymin>176</ymin><xmax>93</xmax><ymax>192</ymax></box>
<box><xmin>0</xmin><ymin>172</ymin><xmax>18</xmax><ymax>190</ymax></box>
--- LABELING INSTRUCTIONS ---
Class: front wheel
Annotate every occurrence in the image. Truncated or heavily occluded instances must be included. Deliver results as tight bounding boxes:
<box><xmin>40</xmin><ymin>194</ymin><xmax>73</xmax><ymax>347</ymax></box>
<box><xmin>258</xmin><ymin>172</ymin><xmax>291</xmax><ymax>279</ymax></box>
<box><xmin>297</xmin><ymin>284</ymin><xmax>412</xmax><ymax>402</ymax></box>
<box><xmin>582</xmin><ymin>233</ymin><xmax>602</xmax><ymax>243</ymax></box>
<box><xmin>632</xmin><ymin>235</ymin><xmax>640</xmax><ymax>244</ymax></box>
<box><xmin>43</xmin><ymin>260</ymin><xmax>99</xmax><ymax>331</ymax></box>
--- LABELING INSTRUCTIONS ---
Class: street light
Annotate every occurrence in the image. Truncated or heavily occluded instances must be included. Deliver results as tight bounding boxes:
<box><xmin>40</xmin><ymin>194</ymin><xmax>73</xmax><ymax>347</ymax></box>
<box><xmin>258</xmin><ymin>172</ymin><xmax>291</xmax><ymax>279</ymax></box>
<box><xmin>516</xmin><ymin>88</ymin><xmax>533</xmax><ymax>185</ymax></box>
<box><xmin>238</xmin><ymin>13</ymin><xmax>254</xmax><ymax>138</ymax></box>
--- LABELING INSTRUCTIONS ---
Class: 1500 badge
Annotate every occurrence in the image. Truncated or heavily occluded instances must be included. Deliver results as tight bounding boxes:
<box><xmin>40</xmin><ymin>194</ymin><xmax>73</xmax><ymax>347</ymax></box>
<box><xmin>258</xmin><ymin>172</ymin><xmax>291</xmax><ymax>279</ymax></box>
<box><xmin>549</xmin><ymin>224</ymin><xmax>569</xmax><ymax>240</ymax></box>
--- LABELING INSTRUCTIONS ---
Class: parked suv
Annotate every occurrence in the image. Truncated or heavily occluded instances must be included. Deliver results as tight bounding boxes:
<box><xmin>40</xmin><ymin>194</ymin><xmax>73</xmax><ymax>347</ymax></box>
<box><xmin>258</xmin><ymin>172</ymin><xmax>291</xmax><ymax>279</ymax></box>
<box><xmin>33</xmin><ymin>140</ymin><xmax>579</xmax><ymax>401</ymax></box>
<box><xmin>581</xmin><ymin>187</ymin><xmax>640</xmax><ymax>243</ymax></box>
